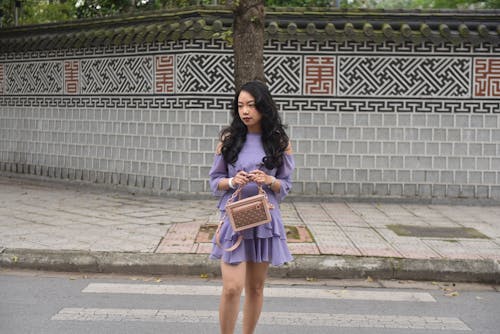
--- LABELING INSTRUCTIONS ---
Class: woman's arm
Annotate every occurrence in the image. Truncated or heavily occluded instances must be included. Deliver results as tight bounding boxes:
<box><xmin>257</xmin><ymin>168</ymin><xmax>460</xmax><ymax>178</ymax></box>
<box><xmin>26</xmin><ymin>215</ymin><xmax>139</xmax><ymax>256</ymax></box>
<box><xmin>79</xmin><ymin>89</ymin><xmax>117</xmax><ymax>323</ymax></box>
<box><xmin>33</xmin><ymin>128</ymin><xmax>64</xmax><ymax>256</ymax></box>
<box><xmin>249</xmin><ymin>141</ymin><xmax>294</xmax><ymax>195</ymax></box>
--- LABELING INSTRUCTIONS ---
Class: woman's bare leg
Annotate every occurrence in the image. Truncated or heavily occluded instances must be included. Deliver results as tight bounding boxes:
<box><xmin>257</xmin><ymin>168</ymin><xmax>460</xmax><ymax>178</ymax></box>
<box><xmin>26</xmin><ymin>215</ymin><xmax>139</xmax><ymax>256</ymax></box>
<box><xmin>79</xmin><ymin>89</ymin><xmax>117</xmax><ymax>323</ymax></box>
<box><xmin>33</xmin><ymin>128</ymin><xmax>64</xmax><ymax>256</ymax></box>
<box><xmin>219</xmin><ymin>261</ymin><xmax>246</xmax><ymax>334</ymax></box>
<box><xmin>242</xmin><ymin>262</ymin><xmax>269</xmax><ymax>334</ymax></box>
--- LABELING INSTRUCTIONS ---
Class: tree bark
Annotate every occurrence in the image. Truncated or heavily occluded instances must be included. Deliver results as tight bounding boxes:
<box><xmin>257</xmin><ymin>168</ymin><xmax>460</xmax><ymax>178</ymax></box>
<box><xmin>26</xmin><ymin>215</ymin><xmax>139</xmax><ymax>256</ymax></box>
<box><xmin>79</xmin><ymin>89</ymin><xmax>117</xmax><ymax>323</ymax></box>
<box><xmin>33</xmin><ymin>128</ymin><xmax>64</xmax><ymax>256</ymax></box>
<box><xmin>232</xmin><ymin>0</ymin><xmax>265</xmax><ymax>92</ymax></box>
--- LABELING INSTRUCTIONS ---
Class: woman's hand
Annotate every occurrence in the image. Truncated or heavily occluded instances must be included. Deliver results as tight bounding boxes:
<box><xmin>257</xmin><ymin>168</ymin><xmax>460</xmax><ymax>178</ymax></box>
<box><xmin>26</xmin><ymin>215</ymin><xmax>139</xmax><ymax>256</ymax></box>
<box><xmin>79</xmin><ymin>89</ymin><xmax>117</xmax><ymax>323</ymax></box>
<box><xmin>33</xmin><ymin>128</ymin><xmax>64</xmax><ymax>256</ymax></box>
<box><xmin>232</xmin><ymin>171</ymin><xmax>250</xmax><ymax>187</ymax></box>
<box><xmin>248</xmin><ymin>170</ymin><xmax>273</xmax><ymax>186</ymax></box>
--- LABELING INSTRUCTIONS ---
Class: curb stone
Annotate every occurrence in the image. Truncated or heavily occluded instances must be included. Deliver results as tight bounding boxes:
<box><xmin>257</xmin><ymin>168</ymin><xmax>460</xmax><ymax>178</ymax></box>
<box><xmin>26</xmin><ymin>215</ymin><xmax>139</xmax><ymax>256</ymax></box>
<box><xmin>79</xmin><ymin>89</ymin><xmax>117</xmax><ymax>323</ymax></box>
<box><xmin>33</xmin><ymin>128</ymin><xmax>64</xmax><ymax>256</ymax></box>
<box><xmin>1</xmin><ymin>248</ymin><xmax>498</xmax><ymax>284</ymax></box>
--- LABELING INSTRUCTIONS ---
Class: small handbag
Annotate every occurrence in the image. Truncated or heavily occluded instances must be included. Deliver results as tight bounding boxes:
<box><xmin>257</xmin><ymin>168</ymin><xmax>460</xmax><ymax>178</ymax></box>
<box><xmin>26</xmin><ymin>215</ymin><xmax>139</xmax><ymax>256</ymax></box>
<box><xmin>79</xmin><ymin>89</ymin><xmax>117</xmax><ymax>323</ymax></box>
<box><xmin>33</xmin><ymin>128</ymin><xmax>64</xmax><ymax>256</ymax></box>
<box><xmin>216</xmin><ymin>182</ymin><xmax>274</xmax><ymax>251</ymax></box>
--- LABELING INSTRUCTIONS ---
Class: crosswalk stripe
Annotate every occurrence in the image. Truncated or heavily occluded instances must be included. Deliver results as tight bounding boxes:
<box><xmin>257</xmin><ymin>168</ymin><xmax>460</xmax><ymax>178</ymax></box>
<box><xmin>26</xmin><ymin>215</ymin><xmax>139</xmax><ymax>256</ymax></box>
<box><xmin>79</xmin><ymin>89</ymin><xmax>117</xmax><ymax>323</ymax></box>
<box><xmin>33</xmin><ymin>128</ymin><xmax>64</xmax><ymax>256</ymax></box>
<box><xmin>82</xmin><ymin>283</ymin><xmax>436</xmax><ymax>302</ymax></box>
<box><xmin>52</xmin><ymin>308</ymin><xmax>470</xmax><ymax>331</ymax></box>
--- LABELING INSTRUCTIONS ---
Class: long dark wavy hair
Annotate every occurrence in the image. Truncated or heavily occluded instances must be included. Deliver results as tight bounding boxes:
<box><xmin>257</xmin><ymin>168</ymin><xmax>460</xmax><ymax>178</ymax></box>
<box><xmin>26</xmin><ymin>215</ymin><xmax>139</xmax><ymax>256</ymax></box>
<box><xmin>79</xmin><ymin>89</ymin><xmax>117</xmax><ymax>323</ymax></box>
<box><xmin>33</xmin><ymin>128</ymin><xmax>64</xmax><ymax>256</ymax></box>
<box><xmin>220</xmin><ymin>80</ymin><xmax>289</xmax><ymax>170</ymax></box>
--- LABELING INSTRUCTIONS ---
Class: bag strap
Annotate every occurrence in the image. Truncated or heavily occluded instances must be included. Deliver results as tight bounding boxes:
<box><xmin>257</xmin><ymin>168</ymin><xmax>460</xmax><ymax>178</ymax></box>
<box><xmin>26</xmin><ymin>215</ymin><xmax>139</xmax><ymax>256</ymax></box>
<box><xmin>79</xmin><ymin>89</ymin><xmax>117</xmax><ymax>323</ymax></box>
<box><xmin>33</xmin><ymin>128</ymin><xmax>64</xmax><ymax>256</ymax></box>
<box><xmin>215</xmin><ymin>186</ymin><xmax>241</xmax><ymax>251</ymax></box>
<box><xmin>215</xmin><ymin>224</ymin><xmax>243</xmax><ymax>251</ymax></box>
<box><xmin>215</xmin><ymin>182</ymin><xmax>271</xmax><ymax>252</ymax></box>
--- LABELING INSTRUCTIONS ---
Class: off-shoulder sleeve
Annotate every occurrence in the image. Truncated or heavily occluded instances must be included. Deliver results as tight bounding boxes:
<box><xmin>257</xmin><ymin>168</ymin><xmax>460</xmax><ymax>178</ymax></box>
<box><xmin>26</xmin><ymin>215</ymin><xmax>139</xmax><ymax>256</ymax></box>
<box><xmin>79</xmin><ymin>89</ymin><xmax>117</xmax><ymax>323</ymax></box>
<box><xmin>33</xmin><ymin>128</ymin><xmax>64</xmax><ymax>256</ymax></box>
<box><xmin>209</xmin><ymin>154</ymin><xmax>227</xmax><ymax>197</ymax></box>
<box><xmin>275</xmin><ymin>153</ymin><xmax>295</xmax><ymax>202</ymax></box>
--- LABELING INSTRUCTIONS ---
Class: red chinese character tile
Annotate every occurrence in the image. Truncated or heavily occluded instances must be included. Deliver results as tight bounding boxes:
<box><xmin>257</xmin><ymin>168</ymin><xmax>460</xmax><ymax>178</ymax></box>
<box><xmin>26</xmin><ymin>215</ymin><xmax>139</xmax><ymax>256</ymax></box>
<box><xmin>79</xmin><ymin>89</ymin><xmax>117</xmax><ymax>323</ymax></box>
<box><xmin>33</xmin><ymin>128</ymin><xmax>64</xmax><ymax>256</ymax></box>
<box><xmin>155</xmin><ymin>55</ymin><xmax>174</xmax><ymax>93</ymax></box>
<box><xmin>304</xmin><ymin>56</ymin><xmax>335</xmax><ymax>95</ymax></box>
<box><xmin>64</xmin><ymin>60</ymin><xmax>79</xmax><ymax>94</ymax></box>
<box><xmin>474</xmin><ymin>58</ymin><xmax>500</xmax><ymax>98</ymax></box>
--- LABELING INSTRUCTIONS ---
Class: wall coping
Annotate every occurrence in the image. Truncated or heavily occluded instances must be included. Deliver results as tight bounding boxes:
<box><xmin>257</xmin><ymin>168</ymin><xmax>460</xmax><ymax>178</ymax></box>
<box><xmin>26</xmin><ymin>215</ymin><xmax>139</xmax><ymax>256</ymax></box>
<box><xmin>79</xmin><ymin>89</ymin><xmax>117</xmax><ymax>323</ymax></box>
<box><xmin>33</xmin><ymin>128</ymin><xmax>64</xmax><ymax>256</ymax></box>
<box><xmin>0</xmin><ymin>7</ymin><xmax>499</xmax><ymax>52</ymax></box>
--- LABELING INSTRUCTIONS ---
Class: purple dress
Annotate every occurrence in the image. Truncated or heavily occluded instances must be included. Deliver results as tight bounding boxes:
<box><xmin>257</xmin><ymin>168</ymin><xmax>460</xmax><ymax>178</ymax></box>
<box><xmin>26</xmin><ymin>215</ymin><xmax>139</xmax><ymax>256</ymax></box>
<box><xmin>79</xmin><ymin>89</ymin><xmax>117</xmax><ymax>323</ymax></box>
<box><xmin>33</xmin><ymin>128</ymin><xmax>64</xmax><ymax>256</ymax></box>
<box><xmin>209</xmin><ymin>133</ymin><xmax>294</xmax><ymax>266</ymax></box>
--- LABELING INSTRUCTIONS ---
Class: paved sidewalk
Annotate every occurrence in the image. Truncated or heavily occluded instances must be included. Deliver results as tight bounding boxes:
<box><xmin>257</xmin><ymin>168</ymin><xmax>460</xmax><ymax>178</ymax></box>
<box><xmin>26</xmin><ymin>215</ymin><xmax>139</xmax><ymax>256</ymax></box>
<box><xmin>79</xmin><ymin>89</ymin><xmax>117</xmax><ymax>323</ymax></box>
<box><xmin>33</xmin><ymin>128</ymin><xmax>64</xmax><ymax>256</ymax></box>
<box><xmin>0</xmin><ymin>175</ymin><xmax>499</xmax><ymax>283</ymax></box>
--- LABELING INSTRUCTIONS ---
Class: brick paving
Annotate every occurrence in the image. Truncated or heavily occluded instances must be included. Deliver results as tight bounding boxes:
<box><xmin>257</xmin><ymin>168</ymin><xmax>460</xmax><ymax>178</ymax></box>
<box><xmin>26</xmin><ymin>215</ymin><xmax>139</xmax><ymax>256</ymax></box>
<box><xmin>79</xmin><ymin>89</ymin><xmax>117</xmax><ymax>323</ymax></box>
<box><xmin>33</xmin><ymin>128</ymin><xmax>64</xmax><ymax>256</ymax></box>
<box><xmin>1</xmin><ymin>176</ymin><xmax>500</xmax><ymax>262</ymax></box>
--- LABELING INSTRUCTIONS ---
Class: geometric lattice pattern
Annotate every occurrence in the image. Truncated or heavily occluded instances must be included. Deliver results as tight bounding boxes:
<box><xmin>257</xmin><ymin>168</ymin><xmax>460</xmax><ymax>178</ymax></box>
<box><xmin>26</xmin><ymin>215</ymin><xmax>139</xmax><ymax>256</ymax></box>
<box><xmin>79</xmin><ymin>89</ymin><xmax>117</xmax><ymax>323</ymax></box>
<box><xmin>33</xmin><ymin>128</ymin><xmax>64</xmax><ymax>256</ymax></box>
<box><xmin>266</xmin><ymin>55</ymin><xmax>302</xmax><ymax>95</ymax></box>
<box><xmin>80</xmin><ymin>56</ymin><xmax>153</xmax><ymax>94</ymax></box>
<box><xmin>155</xmin><ymin>55</ymin><xmax>174</xmax><ymax>94</ymax></box>
<box><xmin>64</xmin><ymin>60</ymin><xmax>79</xmax><ymax>94</ymax></box>
<box><xmin>265</xmin><ymin>40</ymin><xmax>490</xmax><ymax>55</ymax></box>
<box><xmin>274</xmin><ymin>98</ymin><xmax>499</xmax><ymax>113</ymax></box>
<box><xmin>304</xmin><ymin>56</ymin><xmax>335</xmax><ymax>95</ymax></box>
<box><xmin>474</xmin><ymin>58</ymin><xmax>500</xmax><ymax>98</ymax></box>
<box><xmin>177</xmin><ymin>54</ymin><xmax>233</xmax><ymax>93</ymax></box>
<box><xmin>339</xmin><ymin>57</ymin><xmax>471</xmax><ymax>98</ymax></box>
<box><xmin>0</xmin><ymin>42</ymin><xmax>496</xmax><ymax>111</ymax></box>
<box><xmin>2</xmin><ymin>96</ymin><xmax>495</xmax><ymax>113</ymax></box>
<box><xmin>5</xmin><ymin>61</ymin><xmax>63</xmax><ymax>94</ymax></box>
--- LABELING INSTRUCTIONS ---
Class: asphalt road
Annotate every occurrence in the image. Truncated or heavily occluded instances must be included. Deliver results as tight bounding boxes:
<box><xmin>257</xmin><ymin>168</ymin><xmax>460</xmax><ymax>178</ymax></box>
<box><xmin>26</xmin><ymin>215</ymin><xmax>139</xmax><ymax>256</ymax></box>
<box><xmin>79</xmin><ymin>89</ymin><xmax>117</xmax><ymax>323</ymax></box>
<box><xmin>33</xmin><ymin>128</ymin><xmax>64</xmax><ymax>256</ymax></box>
<box><xmin>1</xmin><ymin>269</ymin><xmax>499</xmax><ymax>334</ymax></box>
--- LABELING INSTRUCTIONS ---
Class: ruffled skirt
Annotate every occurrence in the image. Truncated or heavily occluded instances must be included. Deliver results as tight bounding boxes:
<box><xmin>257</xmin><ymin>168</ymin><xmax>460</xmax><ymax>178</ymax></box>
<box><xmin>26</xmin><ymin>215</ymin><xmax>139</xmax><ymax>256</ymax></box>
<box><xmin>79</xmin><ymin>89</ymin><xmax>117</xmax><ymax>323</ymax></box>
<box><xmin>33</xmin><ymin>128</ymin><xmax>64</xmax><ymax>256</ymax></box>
<box><xmin>210</xmin><ymin>209</ymin><xmax>293</xmax><ymax>266</ymax></box>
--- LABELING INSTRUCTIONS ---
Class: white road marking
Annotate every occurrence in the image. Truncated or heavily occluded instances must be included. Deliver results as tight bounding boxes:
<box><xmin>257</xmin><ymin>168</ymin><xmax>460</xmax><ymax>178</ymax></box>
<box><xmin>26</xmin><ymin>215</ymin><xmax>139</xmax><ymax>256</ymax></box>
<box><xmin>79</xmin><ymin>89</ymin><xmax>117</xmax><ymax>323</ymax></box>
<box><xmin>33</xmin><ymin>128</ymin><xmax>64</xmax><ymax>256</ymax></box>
<box><xmin>52</xmin><ymin>308</ymin><xmax>470</xmax><ymax>331</ymax></box>
<box><xmin>82</xmin><ymin>283</ymin><xmax>436</xmax><ymax>302</ymax></box>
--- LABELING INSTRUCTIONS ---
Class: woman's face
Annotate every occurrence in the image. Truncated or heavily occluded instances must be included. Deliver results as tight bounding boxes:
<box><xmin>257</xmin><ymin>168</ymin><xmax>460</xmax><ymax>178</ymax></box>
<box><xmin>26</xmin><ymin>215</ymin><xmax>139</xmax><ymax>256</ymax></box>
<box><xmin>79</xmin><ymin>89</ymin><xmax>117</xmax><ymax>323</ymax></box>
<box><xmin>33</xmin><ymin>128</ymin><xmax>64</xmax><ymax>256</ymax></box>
<box><xmin>238</xmin><ymin>90</ymin><xmax>262</xmax><ymax>133</ymax></box>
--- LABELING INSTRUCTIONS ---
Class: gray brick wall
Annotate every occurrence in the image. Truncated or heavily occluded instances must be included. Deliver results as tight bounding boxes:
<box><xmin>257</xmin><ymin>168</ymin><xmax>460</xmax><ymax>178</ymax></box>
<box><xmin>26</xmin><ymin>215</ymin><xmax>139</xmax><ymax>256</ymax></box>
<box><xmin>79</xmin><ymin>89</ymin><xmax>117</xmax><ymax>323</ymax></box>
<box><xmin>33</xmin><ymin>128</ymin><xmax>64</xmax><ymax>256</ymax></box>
<box><xmin>283</xmin><ymin>111</ymin><xmax>499</xmax><ymax>199</ymax></box>
<box><xmin>1</xmin><ymin>103</ymin><xmax>499</xmax><ymax>199</ymax></box>
<box><xmin>1</xmin><ymin>39</ymin><xmax>499</xmax><ymax>200</ymax></box>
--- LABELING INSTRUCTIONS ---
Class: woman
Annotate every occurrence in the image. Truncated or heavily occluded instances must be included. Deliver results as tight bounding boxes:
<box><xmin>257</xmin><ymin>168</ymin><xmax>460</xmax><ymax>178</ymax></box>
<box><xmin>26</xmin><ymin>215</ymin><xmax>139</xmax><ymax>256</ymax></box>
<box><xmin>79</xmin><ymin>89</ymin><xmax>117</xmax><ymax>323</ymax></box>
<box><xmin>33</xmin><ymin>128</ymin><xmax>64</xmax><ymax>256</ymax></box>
<box><xmin>209</xmin><ymin>80</ymin><xmax>294</xmax><ymax>334</ymax></box>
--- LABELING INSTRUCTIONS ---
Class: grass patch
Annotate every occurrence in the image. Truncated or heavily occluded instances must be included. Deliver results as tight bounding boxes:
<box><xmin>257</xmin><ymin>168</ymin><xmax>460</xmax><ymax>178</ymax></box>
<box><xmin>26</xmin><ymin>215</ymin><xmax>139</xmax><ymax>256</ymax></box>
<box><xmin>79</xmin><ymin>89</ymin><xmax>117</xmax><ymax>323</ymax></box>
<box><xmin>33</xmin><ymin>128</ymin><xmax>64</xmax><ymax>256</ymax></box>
<box><xmin>387</xmin><ymin>224</ymin><xmax>489</xmax><ymax>239</ymax></box>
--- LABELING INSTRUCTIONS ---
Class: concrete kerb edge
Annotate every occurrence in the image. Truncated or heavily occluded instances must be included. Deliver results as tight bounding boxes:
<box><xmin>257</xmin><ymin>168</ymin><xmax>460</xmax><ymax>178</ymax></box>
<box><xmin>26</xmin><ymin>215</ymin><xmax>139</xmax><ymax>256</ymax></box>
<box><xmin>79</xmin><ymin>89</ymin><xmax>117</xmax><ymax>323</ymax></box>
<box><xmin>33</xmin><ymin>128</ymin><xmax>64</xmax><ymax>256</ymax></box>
<box><xmin>273</xmin><ymin>255</ymin><xmax>500</xmax><ymax>284</ymax></box>
<box><xmin>0</xmin><ymin>248</ymin><xmax>221</xmax><ymax>277</ymax></box>
<box><xmin>1</xmin><ymin>248</ymin><xmax>499</xmax><ymax>284</ymax></box>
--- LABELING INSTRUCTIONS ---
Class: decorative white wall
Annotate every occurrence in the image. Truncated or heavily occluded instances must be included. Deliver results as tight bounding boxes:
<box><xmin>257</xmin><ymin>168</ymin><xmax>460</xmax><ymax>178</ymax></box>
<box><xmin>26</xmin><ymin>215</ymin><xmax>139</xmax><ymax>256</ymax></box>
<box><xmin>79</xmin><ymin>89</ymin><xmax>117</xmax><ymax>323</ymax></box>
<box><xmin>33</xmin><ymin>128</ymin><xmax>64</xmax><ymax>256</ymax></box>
<box><xmin>1</xmin><ymin>12</ymin><xmax>499</xmax><ymax>199</ymax></box>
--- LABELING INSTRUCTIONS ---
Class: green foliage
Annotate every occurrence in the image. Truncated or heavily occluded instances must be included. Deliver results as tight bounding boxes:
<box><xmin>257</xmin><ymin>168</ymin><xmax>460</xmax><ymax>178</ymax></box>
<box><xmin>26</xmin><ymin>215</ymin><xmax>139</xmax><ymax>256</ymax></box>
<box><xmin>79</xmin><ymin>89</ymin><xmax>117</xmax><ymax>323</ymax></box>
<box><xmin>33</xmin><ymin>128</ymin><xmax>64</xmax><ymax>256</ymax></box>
<box><xmin>412</xmin><ymin>0</ymin><xmax>500</xmax><ymax>8</ymax></box>
<box><xmin>266</xmin><ymin>0</ymin><xmax>500</xmax><ymax>8</ymax></box>
<box><xmin>22</xmin><ymin>0</ymin><xmax>76</xmax><ymax>24</ymax></box>
<box><xmin>266</xmin><ymin>0</ymin><xmax>333</xmax><ymax>5</ymax></box>
<box><xmin>335</xmin><ymin>0</ymin><xmax>497</xmax><ymax>8</ymax></box>
<box><xmin>1</xmin><ymin>0</ymin><xmax>498</xmax><ymax>28</ymax></box>
<box><xmin>0</xmin><ymin>0</ymin><xmax>77</xmax><ymax>26</ymax></box>
<box><xmin>75</xmin><ymin>0</ymin><xmax>132</xmax><ymax>18</ymax></box>
<box><xmin>0</xmin><ymin>0</ymin><xmax>15</xmax><ymax>26</ymax></box>
<box><xmin>153</xmin><ymin>0</ymin><xmax>205</xmax><ymax>8</ymax></box>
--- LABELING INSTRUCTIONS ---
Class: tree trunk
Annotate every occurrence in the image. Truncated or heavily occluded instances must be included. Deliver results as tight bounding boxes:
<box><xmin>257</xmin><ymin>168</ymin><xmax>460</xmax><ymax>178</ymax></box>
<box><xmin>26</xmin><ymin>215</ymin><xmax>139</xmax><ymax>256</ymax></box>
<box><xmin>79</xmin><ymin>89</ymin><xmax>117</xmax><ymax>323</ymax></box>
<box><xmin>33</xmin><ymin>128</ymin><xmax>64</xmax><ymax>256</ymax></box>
<box><xmin>232</xmin><ymin>0</ymin><xmax>265</xmax><ymax>92</ymax></box>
